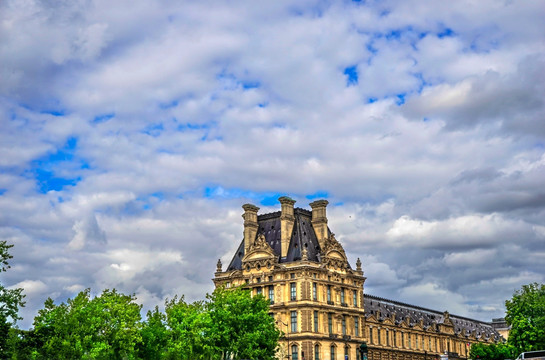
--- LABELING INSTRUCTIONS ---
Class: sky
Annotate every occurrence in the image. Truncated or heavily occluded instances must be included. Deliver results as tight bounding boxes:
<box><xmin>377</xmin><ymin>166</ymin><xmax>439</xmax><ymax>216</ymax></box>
<box><xmin>1</xmin><ymin>0</ymin><xmax>544</xmax><ymax>330</ymax></box>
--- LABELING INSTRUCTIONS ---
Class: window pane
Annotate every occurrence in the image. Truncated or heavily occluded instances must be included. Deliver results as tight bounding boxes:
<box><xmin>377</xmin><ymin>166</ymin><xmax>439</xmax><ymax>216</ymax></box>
<box><xmin>292</xmin><ymin>345</ymin><xmax>298</xmax><ymax>360</ymax></box>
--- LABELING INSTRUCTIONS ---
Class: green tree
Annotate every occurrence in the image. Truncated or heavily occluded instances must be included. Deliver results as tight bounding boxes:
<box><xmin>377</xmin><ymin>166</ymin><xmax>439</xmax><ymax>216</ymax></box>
<box><xmin>138</xmin><ymin>306</ymin><xmax>169</xmax><ymax>360</ymax></box>
<box><xmin>470</xmin><ymin>343</ymin><xmax>517</xmax><ymax>360</ymax></box>
<box><xmin>33</xmin><ymin>288</ymin><xmax>143</xmax><ymax>359</ymax></box>
<box><xmin>205</xmin><ymin>287</ymin><xmax>280</xmax><ymax>360</ymax></box>
<box><xmin>505</xmin><ymin>283</ymin><xmax>545</xmax><ymax>354</ymax></box>
<box><xmin>0</xmin><ymin>241</ymin><xmax>25</xmax><ymax>358</ymax></box>
<box><xmin>161</xmin><ymin>288</ymin><xmax>279</xmax><ymax>360</ymax></box>
<box><xmin>164</xmin><ymin>296</ymin><xmax>207</xmax><ymax>359</ymax></box>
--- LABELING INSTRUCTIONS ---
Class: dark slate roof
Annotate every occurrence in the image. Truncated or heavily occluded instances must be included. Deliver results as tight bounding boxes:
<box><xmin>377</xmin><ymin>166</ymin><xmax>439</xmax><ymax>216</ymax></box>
<box><xmin>227</xmin><ymin>208</ymin><xmax>326</xmax><ymax>271</ymax></box>
<box><xmin>364</xmin><ymin>294</ymin><xmax>502</xmax><ymax>340</ymax></box>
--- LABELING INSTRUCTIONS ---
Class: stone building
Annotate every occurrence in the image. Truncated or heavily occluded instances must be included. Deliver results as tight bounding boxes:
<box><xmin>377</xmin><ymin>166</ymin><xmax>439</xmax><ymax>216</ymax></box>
<box><xmin>213</xmin><ymin>197</ymin><xmax>503</xmax><ymax>360</ymax></box>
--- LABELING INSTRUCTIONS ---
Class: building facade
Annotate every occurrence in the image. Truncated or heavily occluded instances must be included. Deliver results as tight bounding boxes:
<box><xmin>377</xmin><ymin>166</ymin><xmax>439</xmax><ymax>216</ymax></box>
<box><xmin>213</xmin><ymin>197</ymin><xmax>503</xmax><ymax>360</ymax></box>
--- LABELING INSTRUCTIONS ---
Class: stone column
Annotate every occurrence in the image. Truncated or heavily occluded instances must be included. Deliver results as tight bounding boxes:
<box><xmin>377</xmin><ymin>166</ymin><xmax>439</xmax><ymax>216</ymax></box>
<box><xmin>242</xmin><ymin>204</ymin><xmax>260</xmax><ymax>252</ymax></box>
<box><xmin>279</xmin><ymin>196</ymin><xmax>296</xmax><ymax>258</ymax></box>
<box><xmin>310</xmin><ymin>200</ymin><xmax>329</xmax><ymax>250</ymax></box>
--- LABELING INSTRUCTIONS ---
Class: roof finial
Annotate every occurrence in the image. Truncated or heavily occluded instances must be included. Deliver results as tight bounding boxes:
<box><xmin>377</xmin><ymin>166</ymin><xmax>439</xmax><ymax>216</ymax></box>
<box><xmin>216</xmin><ymin>258</ymin><xmax>222</xmax><ymax>273</ymax></box>
<box><xmin>356</xmin><ymin>257</ymin><xmax>362</xmax><ymax>271</ymax></box>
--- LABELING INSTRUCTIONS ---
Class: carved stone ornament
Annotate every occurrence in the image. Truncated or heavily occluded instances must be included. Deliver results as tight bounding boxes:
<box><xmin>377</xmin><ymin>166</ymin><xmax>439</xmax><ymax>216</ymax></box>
<box><xmin>321</xmin><ymin>233</ymin><xmax>349</xmax><ymax>269</ymax></box>
<box><xmin>356</xmin><ymin>258</ymin><xmax>362</xmax><ymax>271</ymax></box>
<box><xmin>216</xmin><ymin>258</ymin><xmax>222</xmax><ymax>272</ymax></box>
<box><xmin>241</xmin><ymin>233</ymin><xmax>278</xmax><ymax>270</ymax></box>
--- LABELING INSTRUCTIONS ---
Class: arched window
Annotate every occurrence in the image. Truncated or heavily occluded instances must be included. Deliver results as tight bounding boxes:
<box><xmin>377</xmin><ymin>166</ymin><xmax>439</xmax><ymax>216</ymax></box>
<box><xmin>315</xmin><ymin>344</ymin><xmax>320</xmax><ymax>360</ymax></box>
<box><xmin>292</xmin><ymin>344</ymin><xmax>299</xmax><ymax>360</ymax></box>
<box><xmin>330</xmin><ymin>345</ymin><xmax>336</xmax><ymax>360</ymax></box>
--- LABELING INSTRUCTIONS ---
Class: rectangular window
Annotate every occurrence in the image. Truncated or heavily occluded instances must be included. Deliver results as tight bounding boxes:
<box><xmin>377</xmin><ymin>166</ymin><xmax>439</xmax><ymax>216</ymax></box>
<box><xmin>354</xmin><ymin>317</ymin><xmax>359</xmax><ymax>337</ymax></box>
<box><xmin>291</xmin><ymin>273</ymin><xmax>295</xmax><ymax>279</ymax></box>
<box><xmin>342</xmin><ymin>316</ymin><xmax>346</xmax><ymax>335</ymax></box>
<box><xmin>315</xmin><ymin>345</ymin><xmax>320</xmax><ymax>360</ymax></box>
<box><xmin>290</xmin><ymin>282</ymin><xmax>296</xmax><ymax>300</ymax></box>
<box><xmin>345</xmin><ymin>346</ymin><xmax>349</xmax><ymax>360</ymax></box>
<box><xmin>313</xmin><ymin>282</ymin><xmax>317</xmax><ymax>300</ymax></box>
<box><xmin>314</xmin><ymin>311</ymin><xmax>319</xmax><ymax>332</ymax></box>
<box><xmin>370</xmin><ymin>327</ymin><xmax>373</xmax><ymax>344</ymax></box>
<box><xmin>327</xmin><ymin>285</ymin><xmax>332</xmax><ymax>302</ymax></box>
<box><xmin>378</xmin><ymin>328</ymin><xmax>381</xmax><ymax>345</ymax></box>
<box><xmin>401</xmin><ymin>332</ymin><xmax>404</xmax><ymax>348</ymax></box>
<box><xmin>331</xmin><ymin>346</ymin><xmax>336</xmax><ymax>360</ymax></box>
<box><xmin>328</xmin><ymin>313</ymin><xmax>333</xmax><ymax>333</ymax></box>
<box><xmin>408</xmin><ymin>334</ymin><xmax>411</xmax><ymax>349</ymax></box>
<box><xmin>394</xmin><ymin>331</ymin><xmax>397</xmax><ymax>347</ymax></box>
<box><xmin>353</xmin><ymin>290</ymin><xmax>357</xmax><ymax>307</ymax></box>
<box><xmin>341</xmin><ymin>288</ymin><xmax>345</xmax><ymax>304</ymax></box>
<box><xmin>387</xmin><ymin>329</ymin><xmax>390</xmax><ymax>346</ymax></box>
<box><xmin>292</xmin><ymin>345</ymin><xmax>298</xmax><ymax>360</ymax></box>
<box><xmin>416</xmin><ymin>335</ymin><xmax>419</xmax><ymax>349</ymax></box>
<box><xmin>291</xmin><ymin>311</ymin><xmax>297</xmax><ymax>332</ymax></box>
<box><xmin>268</xmin><ymin>286</ymin><xmax>274</xmax><ymax>303</ymax></box>
<box><xmin>256</xmin><ymin>287</ymin><xmax>262</xmax><ymax>295</ymax></box>
<box><xmin>268</xmin><ymin>275</ymin><xmax>273</xmax><ymax>282</ymax></box>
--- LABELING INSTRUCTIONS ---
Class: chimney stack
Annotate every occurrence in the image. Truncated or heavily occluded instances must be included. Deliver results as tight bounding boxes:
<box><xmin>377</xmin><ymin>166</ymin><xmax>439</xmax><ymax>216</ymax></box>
<box><xmin>310</xmin><ymin>199</ymin><xmax>329</xmax><ymax>249</ymax></box>
<box><xmin>242</xmin><ymin>204</ymin><xmax>260</xmax><ymax>252</ymax></box>
<box><xmin>278</xmin><ymin>196</ymin><xmax>296</xmax><ymax>258</ymax></box>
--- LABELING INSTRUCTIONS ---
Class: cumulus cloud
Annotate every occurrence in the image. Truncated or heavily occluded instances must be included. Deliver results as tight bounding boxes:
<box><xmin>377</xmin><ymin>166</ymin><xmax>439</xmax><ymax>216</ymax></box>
<box><xmin>69</xmin><ymin>214</ymin><xmax>107</xmax><ymax>250</ymax></box>
<box><xmin>0</xmin><ymin>0</ymin><xmax>544</xmax><ymax>328</ymax></box>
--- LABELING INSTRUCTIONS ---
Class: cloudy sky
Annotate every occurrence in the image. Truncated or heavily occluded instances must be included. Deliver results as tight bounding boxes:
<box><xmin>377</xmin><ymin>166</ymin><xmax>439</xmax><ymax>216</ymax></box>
<box><xmin>1</xmin><ymin>0</ymin><xmax>544</xmax><ymax>329</ymax></box>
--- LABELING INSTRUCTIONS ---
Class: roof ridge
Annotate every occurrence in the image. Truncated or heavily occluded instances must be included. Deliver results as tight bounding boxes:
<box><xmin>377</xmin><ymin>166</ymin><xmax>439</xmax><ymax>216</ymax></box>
<box><xmin>258</xmin><ymin>211</ymin><xmax>281</xmax><ymax>220</ymax></box>
<box><xmin>365</xmin><ymin>294</ymin><xmax>495</xmax><ymax>326</ymax></box>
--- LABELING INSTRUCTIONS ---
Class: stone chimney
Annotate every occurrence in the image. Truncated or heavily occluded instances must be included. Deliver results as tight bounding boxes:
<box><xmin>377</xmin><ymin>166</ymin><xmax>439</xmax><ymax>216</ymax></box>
<box><xmin>242</xmin><ymin>204</ymin><xmax>260</xmax><ymax>252</ymax></box>
<box><xmin>310</xmin><ymin>199</ymin><xmax>329</xmax><ymax>249</ymax></box>
<box><xmin>278</xmin><ymin>196</ymin><xmax>296</xmax><ymax>258</ymax></box>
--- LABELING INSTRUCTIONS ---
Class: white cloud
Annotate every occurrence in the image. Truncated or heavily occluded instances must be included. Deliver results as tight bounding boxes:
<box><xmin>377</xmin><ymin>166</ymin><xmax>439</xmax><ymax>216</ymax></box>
<box><xmin>0</xmin><ymin>0</ymin><xmax>543</xmax><ymax>329</ymax></box>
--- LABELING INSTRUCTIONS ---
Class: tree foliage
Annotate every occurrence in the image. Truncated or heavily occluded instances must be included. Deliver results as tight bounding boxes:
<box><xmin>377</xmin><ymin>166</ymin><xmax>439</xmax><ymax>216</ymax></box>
<box><xmin>205</xmin><ymin>287</ymin><xmax>280</xmax><ymax>360</ymax></box>
<box><xmin>470</xmin><ymin>342</ymin><xmax>517</xmax><ymax>360</ymax></box>
<box><xmin>32</xmin><ymin>289</ymin><xmax>143</xmax><ymax>359</ymax></box>
<box><xmin>138</xmin><ymin>306</ymin><xmax>169</xmax><ymax>360</ymax></box>
<box><xmin>0</xmin><ymin>241</ymin><xmax>25</xmax><ymax>357</ymax></box>
<box><xmin>161</xmin><ymin>287</ymin><xmax>279</xmax><ymax>360</ymax></box>
<box><xmin>21</xmin><ymin>286</ymin><xmax>279</xmax><ymax>359</ymax></box>
<box><xmin>505</xmin><ymin>283</ymin><xmax>545</xmax><ymax>354</ymax></box>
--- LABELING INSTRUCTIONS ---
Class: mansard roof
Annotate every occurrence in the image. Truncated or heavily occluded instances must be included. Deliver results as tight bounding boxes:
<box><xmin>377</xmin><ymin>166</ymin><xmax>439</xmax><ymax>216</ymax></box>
<box><xmin>226</xmin><ymin>207</ymin><xmax>329</xmax><ymax>271</ymax></box>
<box><xmin>364</xmin><ymin>294</ymin><xmax>503</xmax><ymax>341</ymax></box>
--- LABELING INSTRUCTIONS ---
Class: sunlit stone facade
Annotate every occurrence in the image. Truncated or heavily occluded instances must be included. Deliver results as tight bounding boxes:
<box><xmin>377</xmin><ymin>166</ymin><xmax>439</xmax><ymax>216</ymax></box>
<box><xmin>213</xmin><ymin>197</ymin><xmax>503</xmax><ymax>360</ymax></box>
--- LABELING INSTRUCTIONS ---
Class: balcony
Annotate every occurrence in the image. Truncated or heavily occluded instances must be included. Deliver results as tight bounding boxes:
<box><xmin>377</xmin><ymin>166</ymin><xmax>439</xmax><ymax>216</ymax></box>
<box><xmin>327</xmin><ymin>301</ymin><xmax>334</xmax><ymax>305</ymax></box>
<box><xmin>341</xmin><ymin>302</ymin><xmax>348</xmax><ymax>307</ymax></box>
<box><xmin>329</xmin><ymin>333</ymin><xmax>338</xmax><ymax>339</ymax></box>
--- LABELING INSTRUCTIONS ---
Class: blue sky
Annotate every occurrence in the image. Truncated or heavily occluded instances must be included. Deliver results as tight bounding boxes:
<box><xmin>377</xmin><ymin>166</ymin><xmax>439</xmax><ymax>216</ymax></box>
<box><xmin>1</xmin><ymin>0</ymin><xmax>544</xmax><ymax>329</ymax></box>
